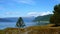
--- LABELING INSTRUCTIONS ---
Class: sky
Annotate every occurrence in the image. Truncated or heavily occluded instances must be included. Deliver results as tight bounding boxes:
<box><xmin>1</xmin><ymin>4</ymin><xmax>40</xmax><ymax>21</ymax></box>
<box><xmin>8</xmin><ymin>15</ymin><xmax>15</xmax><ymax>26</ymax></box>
<box><xmin>0</xmin><ymin>0</ymin><xmax>60</xmax><ymax>18</ymax></box>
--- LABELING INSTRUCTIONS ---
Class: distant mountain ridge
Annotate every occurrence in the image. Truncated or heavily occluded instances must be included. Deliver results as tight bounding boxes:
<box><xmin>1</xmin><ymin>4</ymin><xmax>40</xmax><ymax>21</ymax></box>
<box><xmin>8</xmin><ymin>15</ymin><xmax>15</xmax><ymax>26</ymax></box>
<box><xmin>0</xmin><ymin>17</ymin><xmax>18</xmax><ymax>22</ymax></box>
<box><xmin>0</xmin><ymin>14</ymin><xmax>53</xmax><ymax>22</ymax></box>
<box><xmin>33</xmin><ymin>14</ymin><xmax>53</xmax><ymax>21</ymax></box>
<box><xmin>0</xmin><ymin>17</ymin><xmax>35</xmax><ymax>22</ymax></box>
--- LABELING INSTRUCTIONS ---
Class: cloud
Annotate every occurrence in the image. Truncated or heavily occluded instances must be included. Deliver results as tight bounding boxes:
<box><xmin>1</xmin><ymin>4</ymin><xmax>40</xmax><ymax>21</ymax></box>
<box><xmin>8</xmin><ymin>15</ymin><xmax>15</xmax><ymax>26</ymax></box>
<box><xmin>27</xmin><ymin>12</ymin><xmax>40</xmax><ymax>17</ymax></box>
<box><xmin>27</xmin><ymin>11</ymin><xmax>53</xmax><ymax>17</ymax></box>
<box><xmin>0</xmin><ymin>11</ymin><xmax>21</xmax><ymax>17</ymax></box>
<box><xmin>0</xmin><ymin>0</ymin><xmax>36</xmax><ymax>8</ymax></box>
<box><xmin>5</xmin><ymin>12</ymin><xmax>20</xmax><ymax>15</ymax></box>
<box><xmin>13</xmin><ymin>0</ymin><xmax>36</xmax><ymax>5</ymax></box>
<box><xmin>40</xmin><ymin>11</ymin><xmax>53</xmax><ymax>16</ymax></box>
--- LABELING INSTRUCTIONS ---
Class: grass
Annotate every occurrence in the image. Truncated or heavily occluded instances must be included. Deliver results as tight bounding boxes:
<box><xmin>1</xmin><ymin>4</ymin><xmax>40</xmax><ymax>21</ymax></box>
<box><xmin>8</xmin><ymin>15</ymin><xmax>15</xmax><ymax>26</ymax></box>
<box><xmin>0</xmin><ymin>24</ymin><xmax>60</xmax><ymax>34</ymax></box>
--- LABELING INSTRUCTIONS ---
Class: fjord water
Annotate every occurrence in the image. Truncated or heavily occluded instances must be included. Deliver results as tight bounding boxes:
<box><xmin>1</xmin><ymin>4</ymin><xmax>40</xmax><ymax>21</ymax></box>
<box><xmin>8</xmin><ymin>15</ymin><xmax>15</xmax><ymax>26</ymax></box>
<box><xmin>0</xmin><ymin>17</ymin><xmax>49</xmax><ymax>29</ymax></box>
<box><xmin>0</xmin><ymin>22</ymin><xmax>37</xmax><ymax>29</ymax></box>
<box><xmin>0</xmin><ymin>22</ymin><xmax>49</xmax><ymax>29</ymax></box>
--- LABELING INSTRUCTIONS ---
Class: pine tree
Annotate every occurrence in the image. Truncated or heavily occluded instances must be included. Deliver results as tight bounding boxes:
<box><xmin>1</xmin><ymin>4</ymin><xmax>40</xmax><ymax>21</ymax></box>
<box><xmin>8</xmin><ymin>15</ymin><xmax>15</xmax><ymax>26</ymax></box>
<box><xmin>50</xmin><ymin>4</ymin><xmax>60</xmax><ymax>26</ymax></box>
<box><xmin>16</xmin><ymin>17</ymin><xmax>25</xmax><ymax>28</ymax></box>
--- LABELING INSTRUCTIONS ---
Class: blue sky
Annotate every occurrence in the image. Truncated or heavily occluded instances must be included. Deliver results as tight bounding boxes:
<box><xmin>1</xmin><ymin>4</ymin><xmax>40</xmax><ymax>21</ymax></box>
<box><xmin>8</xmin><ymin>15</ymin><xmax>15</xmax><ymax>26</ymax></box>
<box><xmin>0</xmin><ymin>0</ymin><xmax>60</xmax><ymax>17</ymax></box>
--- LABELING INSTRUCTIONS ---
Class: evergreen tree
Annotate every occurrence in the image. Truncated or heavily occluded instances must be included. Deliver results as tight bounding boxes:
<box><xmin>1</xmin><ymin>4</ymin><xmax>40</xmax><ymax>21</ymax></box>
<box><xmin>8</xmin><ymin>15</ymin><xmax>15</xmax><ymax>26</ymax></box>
<box><xmin>50</xmin><ymin>4</ymin><xmax>60</xmax><ymax>26</ymax></box>
<box><xmin>16</xmin><ymin>17</ymin><xmax>25</xmax><ymax>28</ymax></box>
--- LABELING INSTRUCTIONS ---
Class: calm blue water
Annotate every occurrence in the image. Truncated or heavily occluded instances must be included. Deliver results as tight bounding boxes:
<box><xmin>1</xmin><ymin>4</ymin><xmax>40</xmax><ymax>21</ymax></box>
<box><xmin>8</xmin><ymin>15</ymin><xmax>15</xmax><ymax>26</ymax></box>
<box><xmin>0</xmin><ymin>17</ymin><xmax>50</xmax><ymax>30</ymax></box>
<box><xmin>0</xmin><ymin>22</ymin><xmax>37</xmax><ymax>29</ymax></box>
<box><xmin>0</xmin><ymin>22</ymin><xmax>49</xmax><ymax>30</ymax></box>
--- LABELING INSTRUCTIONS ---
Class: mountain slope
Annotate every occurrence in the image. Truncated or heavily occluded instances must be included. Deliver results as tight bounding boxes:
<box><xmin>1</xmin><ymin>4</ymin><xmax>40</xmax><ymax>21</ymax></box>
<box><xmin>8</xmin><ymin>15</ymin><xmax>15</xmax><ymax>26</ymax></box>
<box><xmin>33</xmin><ymin>14</ymin><xmax>53</xmax><ymax>21</ymax></box>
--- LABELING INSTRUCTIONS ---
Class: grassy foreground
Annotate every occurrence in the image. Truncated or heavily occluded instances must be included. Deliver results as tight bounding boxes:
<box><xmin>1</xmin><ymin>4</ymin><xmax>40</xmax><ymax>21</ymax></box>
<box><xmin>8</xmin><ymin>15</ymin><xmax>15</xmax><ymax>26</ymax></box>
<box><xmin>0</xmin><ymin>24</ymin><xmax>60</xmax><ymax>34</ymax></box>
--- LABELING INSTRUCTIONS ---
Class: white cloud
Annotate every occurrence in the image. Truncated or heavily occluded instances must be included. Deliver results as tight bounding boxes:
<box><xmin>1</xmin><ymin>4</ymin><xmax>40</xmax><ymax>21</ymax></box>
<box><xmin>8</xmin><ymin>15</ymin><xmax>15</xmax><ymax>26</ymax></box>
<box><xmin>0</xmin><ymin>11</ymin><xmax>22</xmax><ymax>18</ymax></box>
<box><xmin>0</xmin><ymin>0</ymin><xmax>36</xmax><ymax>5</ymax></box>
<box><xmin>0</xmin><ymin>11</ymin><xmax>21</xmax><ymax>17</ymax></box>
<box><xmin>5</xmin><ymin>12</ymin><xmax>20</xmax><ymax>15</ymax></box>
<box><xmin>14</xmin><ymin>0</ymin><xmax>36</xmax><ymax>5</ymax></box>
<box><xmin>27</xmin><ymin>11</ymin><xmax>53</xmax><ymax>17</ymax></box>
<box><xmin>27</xmin><ymin>12</ymin><xmax>40</xmax><ymax>17</ymax></box>
<box><xmin>41</xmin><ymin>11</ymin><xmax>53</xmax><ymax>16</ymax></box>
